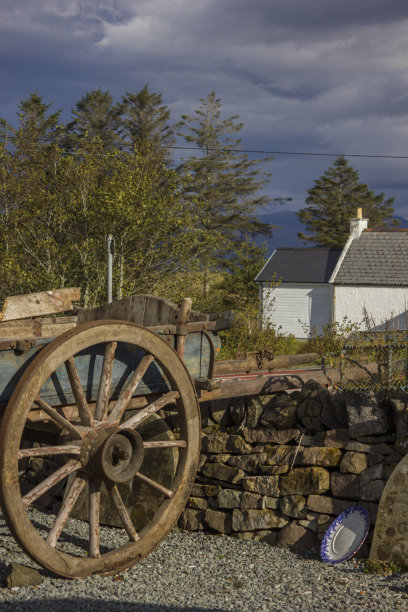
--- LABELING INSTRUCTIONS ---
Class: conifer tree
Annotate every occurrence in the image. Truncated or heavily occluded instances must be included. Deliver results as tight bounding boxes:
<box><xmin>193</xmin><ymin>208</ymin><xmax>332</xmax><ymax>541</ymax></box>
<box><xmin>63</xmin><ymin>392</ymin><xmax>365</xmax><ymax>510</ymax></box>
<box><xmin>66</xmin><ymin>88</ymin><xmax>121</xmax><ymax>149</ymax></box>
<box><xmin>297</xmin><ymin>156</ymin><xmax>397</xmax><ymax>247</ymax></box>
<box><xmin>177</xmin><ymin>90</ymin><xmax>273</xmax><ymax>293</ymax></box>
<box><xmin>0</xmin><ymin>92</ymin><xmax>62</xmax><ymax>156</ymax></box>
<box><xmin>120</xmin><ymin>84</ymin><xmax>174</xmax><ymax>154</ymax></box>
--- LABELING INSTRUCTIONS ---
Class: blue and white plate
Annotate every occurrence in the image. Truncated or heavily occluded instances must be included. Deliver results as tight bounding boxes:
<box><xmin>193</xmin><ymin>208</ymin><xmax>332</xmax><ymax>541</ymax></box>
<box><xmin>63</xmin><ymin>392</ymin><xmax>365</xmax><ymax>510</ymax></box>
<box><xmin>320</xmin><ymin>506</ymin><xmax>370</xmax><ymax>564</ymax></box>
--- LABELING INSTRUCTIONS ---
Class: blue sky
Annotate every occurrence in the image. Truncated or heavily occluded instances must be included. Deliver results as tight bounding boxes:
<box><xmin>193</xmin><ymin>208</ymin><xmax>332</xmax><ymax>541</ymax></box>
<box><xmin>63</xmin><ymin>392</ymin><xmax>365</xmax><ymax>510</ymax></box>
<box><xmin>2</xmin><ymin>0</ymin><xmax>408</xmax><ymax>217</ymax></box>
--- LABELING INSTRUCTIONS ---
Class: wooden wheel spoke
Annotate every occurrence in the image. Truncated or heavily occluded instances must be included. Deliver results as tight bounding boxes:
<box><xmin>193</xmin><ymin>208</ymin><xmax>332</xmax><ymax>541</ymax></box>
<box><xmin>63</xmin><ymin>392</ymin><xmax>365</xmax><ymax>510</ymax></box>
<box><xmin>134</xmin><ymin>472</ymin><xmax>174</xmax><ymax>498</ymax></box>
<box><xmin>46</xmin><ymin>475</ymin><xmax>86</xmax><ymax>547</ymax></box>
<box><xmin>22</xmin><ymin>459</ymin><xmax>81</xmax><ymax>508</ymax></box>
<box><xmin>108</xmin><ymin>354</ymin><xmax>154</xmax><ymax>424</ymax></box>
<box><xmin>94</xmin><ymin>342</ymin><xmax>117</xmax><ymax>421</ymax></box>
<box><xmin>65</xmin><ymin>357</ymin><xmax>92</xmax><ymax>426</ymax></box>
<box><xmin>89</xmin><ymin>479</ymin><xmax>101</xmax><ymax>558</ymax></box>
<box><xmin>18</xmin><ymin>444</ymin><xmax>81</xmax><ymax>459</ymax></box>
<box><xmin>119</xmin><ymin>390</ymin><xmax>179</xmax><ymax>430</ymax></box>
<box><xmin>107</xmin><ymin>484</ymin><xmax>139</xmax><ymax>542</ymax></box>
<box><xmin>143</xmin><ymin>440</ymin><xmax>187</xmax><ymax>449</ymax></box>
<box><xmin>34</xmin><ymin>397</ymin><xmax>83</xmax><ymax>440</ymax></box>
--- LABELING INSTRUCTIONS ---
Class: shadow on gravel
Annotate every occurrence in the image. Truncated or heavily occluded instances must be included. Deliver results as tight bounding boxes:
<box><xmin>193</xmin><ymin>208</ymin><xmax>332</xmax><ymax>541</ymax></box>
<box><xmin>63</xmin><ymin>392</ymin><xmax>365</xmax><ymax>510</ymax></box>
<box><xmin>0</xmin><ymin>600</ymin><xmax>230</xmax><ymax>612</ymax></box>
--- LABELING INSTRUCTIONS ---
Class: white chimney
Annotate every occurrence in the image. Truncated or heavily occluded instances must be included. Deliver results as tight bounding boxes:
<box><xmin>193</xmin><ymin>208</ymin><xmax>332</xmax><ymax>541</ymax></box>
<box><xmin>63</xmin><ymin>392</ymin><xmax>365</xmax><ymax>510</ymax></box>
<box><xmin>349</xmin><ymin>207</ymin><xmax>368</xmax><ymax>239</ymax></box>
<box><xmin>329</xmin><ymin>208</ymin><xmax>368</xmax><ymax>283</ymax></box>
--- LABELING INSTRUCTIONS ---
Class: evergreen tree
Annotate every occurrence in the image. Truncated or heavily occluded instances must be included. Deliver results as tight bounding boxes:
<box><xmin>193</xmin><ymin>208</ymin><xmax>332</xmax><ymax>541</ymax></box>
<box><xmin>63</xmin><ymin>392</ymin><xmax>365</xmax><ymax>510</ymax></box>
<box><xmin>66</xmin><ymin>88</ymin><xmax>121</xmax><ymax>149</ymax></box>
<box><xmin>297</xmin><ymin>156</ymin><xmax>397</xmax><ymax>247</ymax></box>
<box><xmin>177</xmin><ymin>90</ymin><xmax>273</xmax><ymax>293</ymax></box>
<box><xmin>0</xmin><ymin>92</ymin><xmax>62</xmax><ymax>156</ymax></box>
<box><xmin>120</xmin><ymin>84</ymin><xmax>174</xmax><ymax>154</ymax></box>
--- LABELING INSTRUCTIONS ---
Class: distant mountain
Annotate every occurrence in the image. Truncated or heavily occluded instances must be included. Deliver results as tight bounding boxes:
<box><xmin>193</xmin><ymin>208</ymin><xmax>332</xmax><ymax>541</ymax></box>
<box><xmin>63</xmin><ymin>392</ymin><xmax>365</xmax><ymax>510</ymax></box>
<box><xmin>254</xmin><ymin>211</ymin><xmax>408</xmax><ymax>254</ymax></box>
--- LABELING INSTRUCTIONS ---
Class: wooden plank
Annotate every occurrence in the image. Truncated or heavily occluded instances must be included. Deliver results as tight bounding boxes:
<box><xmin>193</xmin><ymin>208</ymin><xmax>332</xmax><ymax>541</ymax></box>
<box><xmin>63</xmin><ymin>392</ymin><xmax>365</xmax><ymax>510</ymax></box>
<box><xmin>0</xmin><ymin>288</ymin><xmax>80</xmax><ymax>322</ymax></box>
<box><xmin>0</xmin><ymin>317</ymin><xmax>76</xmax><ymax>340</ymax></box>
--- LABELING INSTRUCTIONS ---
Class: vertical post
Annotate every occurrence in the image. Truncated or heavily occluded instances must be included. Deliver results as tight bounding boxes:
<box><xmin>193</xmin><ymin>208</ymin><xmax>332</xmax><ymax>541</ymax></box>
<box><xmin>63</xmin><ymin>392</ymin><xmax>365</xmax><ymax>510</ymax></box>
<box><xmin>107</xmin><ymin>234</ymin><xmax>115</xmax><ymax>304</ymax></box>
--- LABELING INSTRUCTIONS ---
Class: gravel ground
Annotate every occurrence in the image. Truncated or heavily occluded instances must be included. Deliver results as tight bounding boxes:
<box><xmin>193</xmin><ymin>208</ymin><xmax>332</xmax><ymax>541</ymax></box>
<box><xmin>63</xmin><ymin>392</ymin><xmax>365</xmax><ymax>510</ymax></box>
<box><xmin>0</xmin><ymin>510</ymin><xmax>407</xmax><ymax>611</ymax></box>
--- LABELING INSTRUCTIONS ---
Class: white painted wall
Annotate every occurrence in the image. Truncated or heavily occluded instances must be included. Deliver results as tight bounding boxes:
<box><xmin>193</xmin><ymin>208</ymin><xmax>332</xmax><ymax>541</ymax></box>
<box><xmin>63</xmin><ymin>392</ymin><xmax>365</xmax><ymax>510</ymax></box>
<box><xmin>262</xmin><ymin>283</ymin><xmax>332</xmax><ymax>338</ymax></box>
<box><xmin>334</xmin><ymin>285</ymin><xmax>408</xmax><ymax>329</ymax></box>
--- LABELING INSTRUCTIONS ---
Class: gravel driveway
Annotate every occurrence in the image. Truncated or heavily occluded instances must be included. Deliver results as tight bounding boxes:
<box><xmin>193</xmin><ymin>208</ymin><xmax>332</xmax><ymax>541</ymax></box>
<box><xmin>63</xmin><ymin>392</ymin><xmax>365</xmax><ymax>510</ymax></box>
<box><xmin>0</xmin><ymin>511</ymin><xmax>407</xmax><ymax>611</ymax></box>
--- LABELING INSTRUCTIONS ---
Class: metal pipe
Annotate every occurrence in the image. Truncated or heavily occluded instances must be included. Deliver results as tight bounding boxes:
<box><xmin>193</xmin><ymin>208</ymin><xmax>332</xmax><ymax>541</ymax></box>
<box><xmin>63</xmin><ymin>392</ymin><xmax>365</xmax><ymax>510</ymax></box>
<box><xmin>107</xmin><ymin>234</ymin><xmax>114</xmax><ymax>304</ymax></box>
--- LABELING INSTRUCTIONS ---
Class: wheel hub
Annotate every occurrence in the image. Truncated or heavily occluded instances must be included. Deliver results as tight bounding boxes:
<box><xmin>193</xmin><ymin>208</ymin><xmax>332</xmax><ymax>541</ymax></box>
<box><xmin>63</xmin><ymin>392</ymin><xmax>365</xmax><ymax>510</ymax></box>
<box><xmin>81</xmin><ymin>425</ymin><xmax>144</xmax><ymax>483</ymax></box>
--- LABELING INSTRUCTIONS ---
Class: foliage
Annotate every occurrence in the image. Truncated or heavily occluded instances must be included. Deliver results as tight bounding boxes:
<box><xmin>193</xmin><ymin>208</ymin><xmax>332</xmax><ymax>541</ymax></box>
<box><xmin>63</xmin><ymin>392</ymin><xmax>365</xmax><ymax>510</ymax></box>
<box><xmin>217</xmin><ymin>323</ymin><xmax>295</xmax><ymax>360</ymax></box>
<box><xmin>299</xmin><ymin>316</ymin><xmax>361</xmax><ymax>357</ymax></box>
<box><xmin>362</xmin><ymin>559</ymin><xmax>407</xmax><ymax>575</ymax></box>
<box><xmin>0</xmin><ymin>133</ymin><xmax>196</xmax><ymax>307</ymax></box>
<box><xmin>66</xmin><ymin>88</ymin><xmax>122</xmax><ymax>149</ymax></box>
<box><xmin>297</xmin><ymin>156</ymin><xmax>397</xmax><ymax>247</ymax></box>
<box><xmin>120</xmin><ymin>85</ymin><xmax>174</xmax><ymax>157</ymax></box>
<box><xmin>176</xmin><ymin>90</ymin><xmax>274</xmax><ymax>293</ymax></box>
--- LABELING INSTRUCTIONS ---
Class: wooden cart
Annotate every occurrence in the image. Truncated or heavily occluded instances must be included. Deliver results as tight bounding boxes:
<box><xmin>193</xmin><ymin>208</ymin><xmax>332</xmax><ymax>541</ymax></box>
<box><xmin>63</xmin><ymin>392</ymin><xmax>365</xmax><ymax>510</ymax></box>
<box><xmin>0</xmin><ymin>289</ymin><xmax>233</xmax><ymax>579</ymax></box>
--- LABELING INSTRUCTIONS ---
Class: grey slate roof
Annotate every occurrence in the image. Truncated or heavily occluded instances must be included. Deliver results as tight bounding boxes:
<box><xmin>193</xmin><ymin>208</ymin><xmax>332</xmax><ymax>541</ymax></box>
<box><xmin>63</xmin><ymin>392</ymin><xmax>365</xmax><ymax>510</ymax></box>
<box><xmin>255</xmin><ymin>247</ymin><xmax>342</xmax><ymax>284</ymax></box>
<box><xmin>334</xmin><ymin>230</ymin><xmax>408</xmax><ymax>286</ymax></box>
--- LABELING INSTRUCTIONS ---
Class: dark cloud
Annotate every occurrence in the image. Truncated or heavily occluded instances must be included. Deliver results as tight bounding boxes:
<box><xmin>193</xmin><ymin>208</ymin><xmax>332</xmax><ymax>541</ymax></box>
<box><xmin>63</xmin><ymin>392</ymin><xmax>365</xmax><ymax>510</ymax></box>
<box><xmin>1</xmin><ymin>0</ymin><xmax>408</xmax><ymax>215</ymax></box>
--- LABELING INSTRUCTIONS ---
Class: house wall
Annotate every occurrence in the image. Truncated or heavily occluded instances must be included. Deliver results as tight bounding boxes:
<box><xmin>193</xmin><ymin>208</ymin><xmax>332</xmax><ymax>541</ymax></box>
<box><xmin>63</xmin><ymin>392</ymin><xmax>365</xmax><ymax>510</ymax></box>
<box><xmin>334</xmin><ymin>285</ymin><xmax>408</xmax><ymax>329</ymax></box>
<box><xmin>262</xmin><ymin>283</ymin><xmax>332</xmax><ymax>338</ymax></box>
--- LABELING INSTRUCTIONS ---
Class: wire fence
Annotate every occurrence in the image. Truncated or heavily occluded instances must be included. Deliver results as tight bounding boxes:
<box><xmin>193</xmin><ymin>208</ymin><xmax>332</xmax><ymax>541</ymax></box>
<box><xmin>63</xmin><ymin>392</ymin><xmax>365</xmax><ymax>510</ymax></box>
<box><xmin>321</xmin><ymin>330</ymin><xmax>408</xmax><ymax>393</ymax></box>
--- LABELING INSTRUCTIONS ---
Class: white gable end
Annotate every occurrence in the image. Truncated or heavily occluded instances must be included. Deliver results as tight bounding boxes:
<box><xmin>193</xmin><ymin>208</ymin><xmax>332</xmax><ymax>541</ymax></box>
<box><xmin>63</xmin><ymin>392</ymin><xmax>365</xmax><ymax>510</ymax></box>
<box><xmin>262</xmin><ymin>283</ymin><xmax>332</xmax><ymax>338</ymax></box>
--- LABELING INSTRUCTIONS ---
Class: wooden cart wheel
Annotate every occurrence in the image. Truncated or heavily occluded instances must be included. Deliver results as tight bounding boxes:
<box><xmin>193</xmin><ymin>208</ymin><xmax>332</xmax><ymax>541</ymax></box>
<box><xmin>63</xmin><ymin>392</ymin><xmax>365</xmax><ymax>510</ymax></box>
<box><xmin>0</xmin><ymin>321</ymin><xmax>200</xmax><ymax>578</ymax></box>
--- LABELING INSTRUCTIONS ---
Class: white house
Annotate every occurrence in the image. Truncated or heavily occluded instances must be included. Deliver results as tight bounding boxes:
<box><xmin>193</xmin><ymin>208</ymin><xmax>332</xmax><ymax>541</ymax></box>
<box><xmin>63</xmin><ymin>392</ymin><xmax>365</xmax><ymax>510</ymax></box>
<box><xmin>255</xmin><ymin>247</ymin><xmax>342</xmax><ymax>338</ymax></box>
<box><xmin>256</xmin><ymin>209</ymin><xmax>408</xmax><ymax>338</ymax></box>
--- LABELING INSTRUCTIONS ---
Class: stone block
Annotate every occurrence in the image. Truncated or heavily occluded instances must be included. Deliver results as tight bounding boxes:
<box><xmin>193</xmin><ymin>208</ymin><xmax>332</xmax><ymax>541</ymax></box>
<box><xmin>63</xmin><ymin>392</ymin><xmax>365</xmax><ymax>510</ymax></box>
<box><xmin>216</xmin><ymin>488</ymin><xmax>242</xmax><ymax>509</ymax></box>
<box><xmin>297</xmin><ymin>447</ymin><xmax>343</xmax><ymax>467</ymax></box>
<box><xmin>297</xmin><ymin>398</ymin><xmax>324</xmax><ymax>433</ymax></box>
<box><xmin>200</xmin><ymin>432</ymin><xmax>252</xmax><ymax>454</ymax></box>
<box><xmin>331</xmin><ymin>472</ymin><xmax>360</xmax><ymax>499</ymax></box>
<box><xmin>242</xmin><ymin>475</ymin><xmax>280</xmax><ymax>496</ymax></box>
<box><xmin>227</xmin><ymin>453</ymin><xmax>266</xmax><ymax>473</ymax></box>
<box><xmin>323</xmin><ymin>429</ymin><xmax>350</xmax><ymax>448</ymax></box>
<box><xmin>205</xmin><ymin>509</ymin><xmax>233</xmax><ymax>534</ymax></box>
<box><xmin>340</xmin><ymin>451</ymin><xmax>369</xmax><ymax>474</ymax></box>
<box><xmin>265</xmin><ymin>445</ymin><xmax>298</xmax><ymax>466</ymax></box>
<box><xmin>232</xmin><ymin>509</ymin><xmax>288</xmax><ymax>531</ymax></box>
<box><xmin>229</xmin><ymin>397</ymin><xmax>247</xmax><ymax>425</ymax></box>
<box><xmin>359</xmin><ymin>463</ymin><xmax>385</xmax><ymax>487</ymax></box>
<box><xmin>178</xmin><ymin>508</ymin><xmax>206</xmax><ymax>531</ymax></box>
<box><xmin>321</xmin><ymin>392</ymin><xmax>348</xmax><ymax>429</ymax></box>
<box><xmin>280</xmin><ymin>467</ymin><xmax>330</xmax><ymax>496</ymax></box>
<box><xmin>345</xmin><ymin>391</ymin><xmax>389</xmax><ymax>437</ymax></box>
<box><xmin>246</xmin><ymin>396</ymin><xmax>268</xmax><ymax>428</ymax></box>
<box><xmin>260</xmin><ymin>394</ymin><xmax>298</xmax><ymax>430</ymax></box>
<box><xmin>279</xmin><ymin>495</ymin><xmax>307</xmax><ymax>518</ymax></box>
<box><xmin>300</xmin><ymin>379</ymin><xmax>323</xmax><ymax>400</ymax></box>
<box><xmin>188</xmin><ymin>497</ymin><xmax>208</xmax><ymax>510</ymax></box>
<box><xmin>201</xmin><ymin>462</ymin><xmax>245</xmax><ymax>484</ymax></box>
<box><xmin>241</xmin><ymin>491</ymin><xmax>262</xmax><ymax>509</ymax></box>
<box><xmin>360</xmin><ymin>479</ymin><xmax>386</xmax><ymax>502</ymax></box>
<box><xmin>190</xmin><ymin>483</ymin><xmax>222</xmax><ymax>498</ymax></box>
<box><xmin>276</xmin><ymin>520</ymin><xmax>318</xmax><ymax>549</ymax></box>
<box><xmin>5</xmin><ymin>563</ymin><xmax>42</xmax><ymax>588</ymax></box>
<box><xmin>242</xmin><ymin>427</ymin><xmax>300</xmax><ymax>444</ymax></box>
<box><xmin>346</xmin><ymin>440</ymin><xmax>392</xmax><ymax>455</ymax></box>
<box><xmin>210</xmin><ymin>399</ymin><xmax>233</xmax><ymax>426</ymax></box>
<box><xmin>263</xmin><ymin>496</ymin><xmax>280</xmax><ymax>510</ymax></box>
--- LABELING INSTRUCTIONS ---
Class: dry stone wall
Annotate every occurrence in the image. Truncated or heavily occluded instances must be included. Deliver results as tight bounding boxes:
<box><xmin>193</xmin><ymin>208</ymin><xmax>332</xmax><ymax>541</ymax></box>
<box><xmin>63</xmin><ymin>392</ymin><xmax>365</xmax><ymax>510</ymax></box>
<box><xmin>178</xmin><ymin>380</ymin><xmax>406</xmax><ymax>552</ymax></box>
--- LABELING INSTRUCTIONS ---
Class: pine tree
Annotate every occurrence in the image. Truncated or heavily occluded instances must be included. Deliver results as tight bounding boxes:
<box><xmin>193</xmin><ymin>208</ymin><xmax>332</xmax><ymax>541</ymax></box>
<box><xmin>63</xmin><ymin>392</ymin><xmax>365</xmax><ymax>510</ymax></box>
<box><xmin>66</xmin><ymin>88</ymin><xmax>121</xmax><ymax>149</ymax></box>
<box><xmin>177</xmin><ymin>90</ymin><xmax>273</xmax><ymax>293</ymax></box>
<box><xmin>120</xmin><ymin>84</ymin><xmax>174</xmax><ymax>154</ymax></box>
<box><xmin>297</xmin><ymin>156</ymin><xmax>397</xmax><ymax>247</ymax></box>
<box><xmin>0</xmin><ymin>92</ymin><xmax>62</xmax><ymax>156</ymax></box>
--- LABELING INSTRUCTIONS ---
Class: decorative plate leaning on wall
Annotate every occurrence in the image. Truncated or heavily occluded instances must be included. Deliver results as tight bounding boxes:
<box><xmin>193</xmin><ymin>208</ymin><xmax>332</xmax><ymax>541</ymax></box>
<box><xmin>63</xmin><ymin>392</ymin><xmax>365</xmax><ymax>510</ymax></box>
<box><xmin>321</xmin><ymin>506</ymin><xmax>370</xmax><ymax>564</ymax></box>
